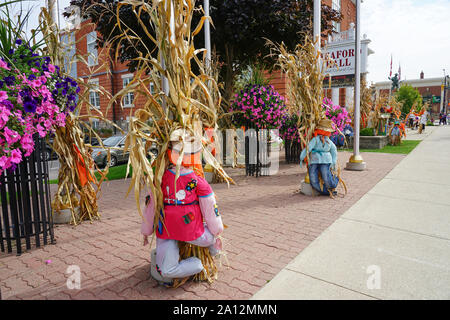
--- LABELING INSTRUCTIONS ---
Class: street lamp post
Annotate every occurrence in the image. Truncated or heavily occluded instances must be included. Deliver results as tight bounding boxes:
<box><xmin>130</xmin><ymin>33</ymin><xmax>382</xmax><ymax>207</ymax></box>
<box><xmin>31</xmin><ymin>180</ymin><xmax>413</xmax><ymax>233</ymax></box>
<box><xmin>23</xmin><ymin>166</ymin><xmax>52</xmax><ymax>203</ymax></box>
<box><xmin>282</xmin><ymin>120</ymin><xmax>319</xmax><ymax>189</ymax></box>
<box><xmin>204</xmin><ymin>0</ymin><xmax>211</xmax><ymax>68</ymax></box>
<box><xmin>345</xmin><ymin>0</ymin><xmax>366</xmax><ymax>171</ymax></box>
<box><xmin>442</xmin><ymin>70</ymin><xmax>448</xmax><ymax>115</ymax></box>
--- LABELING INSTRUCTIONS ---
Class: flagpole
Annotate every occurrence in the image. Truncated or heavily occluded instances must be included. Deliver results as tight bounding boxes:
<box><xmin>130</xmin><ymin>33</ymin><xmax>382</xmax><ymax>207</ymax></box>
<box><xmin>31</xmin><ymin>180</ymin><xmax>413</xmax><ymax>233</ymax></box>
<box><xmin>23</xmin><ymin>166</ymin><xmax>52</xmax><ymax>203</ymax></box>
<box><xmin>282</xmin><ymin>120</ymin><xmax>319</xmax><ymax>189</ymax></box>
<box><xmin>346</xmin><ymin>0</ymin><xmax>366</xmax><ymax>171</ymax></box>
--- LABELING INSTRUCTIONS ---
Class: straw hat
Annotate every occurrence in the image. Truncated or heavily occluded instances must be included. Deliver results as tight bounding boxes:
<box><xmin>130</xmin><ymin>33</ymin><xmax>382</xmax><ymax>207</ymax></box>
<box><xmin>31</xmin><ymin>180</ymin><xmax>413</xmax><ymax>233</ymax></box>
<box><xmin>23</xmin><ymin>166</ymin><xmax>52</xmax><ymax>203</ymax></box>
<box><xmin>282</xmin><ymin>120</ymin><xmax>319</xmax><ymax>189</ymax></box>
<box><xmin>316</xmin><ymin>118</ymin><xmax>334</xmax><ymax>132</ymax></box>
<box><xmin>169</xmin><ymin>129</ymin><xmax>202</xmax><ymax>154</ymax></box>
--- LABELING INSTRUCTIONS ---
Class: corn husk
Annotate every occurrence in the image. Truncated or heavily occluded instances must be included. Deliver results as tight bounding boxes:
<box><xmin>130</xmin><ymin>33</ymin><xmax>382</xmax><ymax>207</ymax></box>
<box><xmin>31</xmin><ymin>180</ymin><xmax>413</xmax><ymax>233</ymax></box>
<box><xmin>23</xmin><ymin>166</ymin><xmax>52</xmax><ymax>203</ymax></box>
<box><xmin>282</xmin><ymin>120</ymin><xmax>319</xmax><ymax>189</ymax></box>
<box><xmin>271</xmin><ymin>37</ymin><xmax>347</xmax><ymax>198</ymax></box>
<box><xmin>38</xmin><ymin>8</ymin><xmax>118</xmax><ymax>225</ymax></box>
<box><xmin>271</xmin><ymin>37</ymin><xmax>332</xmax><ymax>157</ymax></box>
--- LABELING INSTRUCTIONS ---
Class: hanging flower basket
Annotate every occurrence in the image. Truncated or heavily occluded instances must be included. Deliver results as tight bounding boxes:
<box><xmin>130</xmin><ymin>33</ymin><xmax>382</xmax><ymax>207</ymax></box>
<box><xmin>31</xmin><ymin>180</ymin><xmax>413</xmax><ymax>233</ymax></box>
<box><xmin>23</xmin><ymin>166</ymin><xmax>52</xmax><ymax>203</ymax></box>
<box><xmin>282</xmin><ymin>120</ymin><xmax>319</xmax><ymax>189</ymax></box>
<box><xmin>230</xmin><ymin>85</ymin><xmax>287</xmax><ymax>176</ymax></box>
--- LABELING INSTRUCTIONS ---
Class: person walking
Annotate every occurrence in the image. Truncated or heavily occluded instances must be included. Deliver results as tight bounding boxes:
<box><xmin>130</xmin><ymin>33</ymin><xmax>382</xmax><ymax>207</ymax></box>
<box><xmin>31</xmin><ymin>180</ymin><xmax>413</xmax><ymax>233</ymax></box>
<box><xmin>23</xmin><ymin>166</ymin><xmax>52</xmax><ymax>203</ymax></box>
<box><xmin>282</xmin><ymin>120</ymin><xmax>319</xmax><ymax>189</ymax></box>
<box><xmin>408</xmin><ymin>113</ymin><xmax>415</xmax><ymax>128</ymax></box>
<box><xmin>419</xmin><ymin>110</ymin><xmax>428</xmax><ymax>134</ymax></box>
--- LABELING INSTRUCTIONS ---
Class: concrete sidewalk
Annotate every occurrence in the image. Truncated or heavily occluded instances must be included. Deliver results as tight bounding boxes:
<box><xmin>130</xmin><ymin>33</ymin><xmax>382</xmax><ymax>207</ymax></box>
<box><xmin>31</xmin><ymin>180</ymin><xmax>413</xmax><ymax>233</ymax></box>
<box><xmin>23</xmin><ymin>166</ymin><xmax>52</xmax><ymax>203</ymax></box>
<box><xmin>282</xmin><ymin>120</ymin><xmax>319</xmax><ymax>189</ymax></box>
<box><xmin>252</xmin><ymin>125</ymin><xmax>450</xmax><ymax>300</ymax></box>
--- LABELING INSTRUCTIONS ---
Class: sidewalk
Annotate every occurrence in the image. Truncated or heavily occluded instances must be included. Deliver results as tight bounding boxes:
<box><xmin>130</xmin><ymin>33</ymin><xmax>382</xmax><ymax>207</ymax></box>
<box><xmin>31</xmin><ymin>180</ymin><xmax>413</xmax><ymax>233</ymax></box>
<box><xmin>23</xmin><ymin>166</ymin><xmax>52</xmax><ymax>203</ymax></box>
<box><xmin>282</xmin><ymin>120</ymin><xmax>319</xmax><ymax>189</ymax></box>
<box><xmin>252</xmin><ymin>125</ymin><xmax>450</xmax><ymax>300</ymax></box>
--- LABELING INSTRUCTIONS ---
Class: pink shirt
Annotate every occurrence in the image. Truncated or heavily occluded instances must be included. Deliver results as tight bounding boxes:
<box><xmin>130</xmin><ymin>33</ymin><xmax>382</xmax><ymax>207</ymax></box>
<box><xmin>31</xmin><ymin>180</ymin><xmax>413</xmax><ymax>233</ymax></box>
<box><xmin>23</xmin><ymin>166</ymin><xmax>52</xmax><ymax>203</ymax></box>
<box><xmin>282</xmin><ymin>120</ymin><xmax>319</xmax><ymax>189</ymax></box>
<box><xmin>157</xmin><ymin>168</ymin><xmax>213</xmax><ymax>241</ymax></box>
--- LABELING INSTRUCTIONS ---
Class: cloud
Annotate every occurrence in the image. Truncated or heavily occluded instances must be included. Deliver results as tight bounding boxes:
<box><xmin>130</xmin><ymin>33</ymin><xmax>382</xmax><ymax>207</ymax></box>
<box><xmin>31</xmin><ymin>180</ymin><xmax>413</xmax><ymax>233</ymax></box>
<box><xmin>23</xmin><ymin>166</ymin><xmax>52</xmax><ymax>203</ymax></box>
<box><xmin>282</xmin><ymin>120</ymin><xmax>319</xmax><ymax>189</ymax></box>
<box><xmin>362</xmin><ymin>0</ymin><xmax>450</xmax><ymax>83</ymax></box>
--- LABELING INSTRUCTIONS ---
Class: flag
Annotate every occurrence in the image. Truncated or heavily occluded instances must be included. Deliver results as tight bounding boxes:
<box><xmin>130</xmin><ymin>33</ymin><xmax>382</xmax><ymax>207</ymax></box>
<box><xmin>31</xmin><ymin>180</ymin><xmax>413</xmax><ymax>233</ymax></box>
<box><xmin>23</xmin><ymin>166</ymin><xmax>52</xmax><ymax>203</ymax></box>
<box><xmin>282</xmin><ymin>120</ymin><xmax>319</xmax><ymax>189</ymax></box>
<box><xmin>389</xmin><ymin>54</ymin><xmax>393</xmax><ymax>78</ymax></box>
<box><xmin>398</xmin><ymin>63</ymin><xmax>401</xmax><ymax>80</ymax></box>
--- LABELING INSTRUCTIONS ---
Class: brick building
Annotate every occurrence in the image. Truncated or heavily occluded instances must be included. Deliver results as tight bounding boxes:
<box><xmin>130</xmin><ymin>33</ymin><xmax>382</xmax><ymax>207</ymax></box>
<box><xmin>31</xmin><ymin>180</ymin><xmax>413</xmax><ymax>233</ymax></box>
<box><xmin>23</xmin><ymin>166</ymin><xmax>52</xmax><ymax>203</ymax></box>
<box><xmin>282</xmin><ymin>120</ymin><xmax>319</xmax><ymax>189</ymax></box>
<box><xmin>374</xmin><ymin>71</ymin><xmax>447</xmax><ymax>119</ymax></box>
<box><xmin>63</xmin><ymin>19</ymin><xmax>155</xmax><ymax>130</ymax></box>
<box><xmin>68</xmin><ymin>0</ymin><xmax>360</xmax><ymax>129</ymax></box>
<box><xmin>268</xmin><ymin>0</ymin><xmax>360</xmax><ymax>107</ymax></box>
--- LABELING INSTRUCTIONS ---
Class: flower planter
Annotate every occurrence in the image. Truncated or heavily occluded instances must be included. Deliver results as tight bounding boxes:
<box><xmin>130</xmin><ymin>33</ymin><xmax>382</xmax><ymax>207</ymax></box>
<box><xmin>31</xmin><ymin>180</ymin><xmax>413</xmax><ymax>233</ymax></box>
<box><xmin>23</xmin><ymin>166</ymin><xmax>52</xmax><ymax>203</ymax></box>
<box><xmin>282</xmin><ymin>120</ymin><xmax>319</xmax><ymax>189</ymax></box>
<box><xmin>53</xmin><ymin>206</ymin><xmax>80</xmax><ymax>224</ymax></box>
<box><xmin>349</xmin><ymin>135</ymin><xmax>389</xmax><ymax>149</ymax></box>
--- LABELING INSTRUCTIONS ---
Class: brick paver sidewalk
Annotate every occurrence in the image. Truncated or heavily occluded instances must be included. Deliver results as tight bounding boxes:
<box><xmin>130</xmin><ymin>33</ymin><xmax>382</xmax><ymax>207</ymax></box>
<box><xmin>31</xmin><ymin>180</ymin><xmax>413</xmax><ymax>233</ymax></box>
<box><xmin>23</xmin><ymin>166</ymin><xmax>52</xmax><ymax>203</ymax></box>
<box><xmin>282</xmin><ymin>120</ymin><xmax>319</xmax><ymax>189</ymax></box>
<box><xmin>0</xmin><ymin>151</ymin><xmax>404</xmax><ymax>300</ymax></box>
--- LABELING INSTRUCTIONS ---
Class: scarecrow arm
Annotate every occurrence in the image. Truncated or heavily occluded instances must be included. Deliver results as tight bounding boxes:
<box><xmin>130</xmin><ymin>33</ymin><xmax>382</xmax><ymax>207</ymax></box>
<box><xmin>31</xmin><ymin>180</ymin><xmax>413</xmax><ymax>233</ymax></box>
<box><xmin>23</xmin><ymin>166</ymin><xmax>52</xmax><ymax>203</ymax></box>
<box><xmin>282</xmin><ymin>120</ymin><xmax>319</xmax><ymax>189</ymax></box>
<box><xmin>199</xmin><ymin>194</ymin><xmax>223</xmax><ymax>236</ymax></box>
<box><xmin>141</xmin><ymin>193</ymin><xmax>155</xmax><ymax>236</ymax></box>
<box><xmin>299</xmin><ymin>137</ymin><xmax>317</xmax><ymax>167</ymax></box>
<box><xmin>330</xmin><ymin>141</ymin><xmax>337</xmax><ymax>169</ymax></box>
<box><xmin>197</xmin><ymin>177</ymin><xmax>223</xmax><ymax>236</ymax></box>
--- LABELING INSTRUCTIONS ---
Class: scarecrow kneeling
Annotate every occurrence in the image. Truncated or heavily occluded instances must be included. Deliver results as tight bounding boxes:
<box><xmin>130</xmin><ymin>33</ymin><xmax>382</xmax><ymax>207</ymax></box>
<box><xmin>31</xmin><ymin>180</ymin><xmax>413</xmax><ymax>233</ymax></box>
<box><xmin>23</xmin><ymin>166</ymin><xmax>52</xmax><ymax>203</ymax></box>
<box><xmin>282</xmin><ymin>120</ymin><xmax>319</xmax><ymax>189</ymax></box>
<box><xmin>389</xmin><ymin>120</ymin><xmax>401</xmax><ymax>146</ymax></box>
<box><xmin>300</xmin><ymin>119</ymin><xmax>339</xmax><ymax>196</ymax></box>
<box><xmin>141</xmin><ymin>129</ymin><xmax>223</xmax><ymax>286</ymax></box>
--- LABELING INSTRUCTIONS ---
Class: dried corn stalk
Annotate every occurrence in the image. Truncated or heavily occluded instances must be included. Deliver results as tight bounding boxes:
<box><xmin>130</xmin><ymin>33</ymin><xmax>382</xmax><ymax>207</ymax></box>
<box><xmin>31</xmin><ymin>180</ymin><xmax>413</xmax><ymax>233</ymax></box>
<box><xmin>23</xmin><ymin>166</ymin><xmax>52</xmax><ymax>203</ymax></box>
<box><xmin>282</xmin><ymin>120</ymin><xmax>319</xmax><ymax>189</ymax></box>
<box><xmin>38</xmin><ymin>8</ymin><xmax>116</xmax><ymax>225</ymax></box>
<box><xmin>369</xmin><ymin>92</ymin><xmax>389</xmax><ymax>131</ymax></box>
<box><xmin>388</xmin><ymin>95</ymin><xmax>402</xmax><ymax>120</ymax></box>
<box><xmin>99</xmin><ymin>0</ymin><xmax>233</xmax><ymax>284</ymax></box>
<box><xmin>271</xmin><ymin>37</ymin><xmax>332</xmax><ymax>161</ymax></box>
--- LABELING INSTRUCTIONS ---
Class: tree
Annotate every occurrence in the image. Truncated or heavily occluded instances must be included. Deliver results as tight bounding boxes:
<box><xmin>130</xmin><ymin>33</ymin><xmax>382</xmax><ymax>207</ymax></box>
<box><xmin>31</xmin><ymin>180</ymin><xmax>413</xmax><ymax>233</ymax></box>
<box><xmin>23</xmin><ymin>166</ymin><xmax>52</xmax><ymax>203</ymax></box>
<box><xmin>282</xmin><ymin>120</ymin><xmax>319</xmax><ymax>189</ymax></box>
<box><xmin>66</xmin><ymin>0</ymin><xmax>341</xmax><ymax>103</ymax></box>
<box><xmin>395</xmin><ymin>84</ymin><xmax>423</xmax><ymax>115</ymax></box>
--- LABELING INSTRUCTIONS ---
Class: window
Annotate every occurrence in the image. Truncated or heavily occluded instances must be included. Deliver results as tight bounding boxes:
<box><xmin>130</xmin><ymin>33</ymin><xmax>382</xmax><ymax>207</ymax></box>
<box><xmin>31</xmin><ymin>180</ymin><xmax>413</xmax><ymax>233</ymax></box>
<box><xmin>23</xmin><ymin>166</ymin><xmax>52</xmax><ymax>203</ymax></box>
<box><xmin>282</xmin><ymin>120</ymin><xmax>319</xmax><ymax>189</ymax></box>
<box><xmin>150</xmin><ymin>82</ymin><xmax>156</xmax><ymax>95</ymax></box>
<box><xmin>91</xmin><ymin>119</ymin><xmax>99</xmax><ymax>129</ymax></box>
<box><xmin>88</xmin><ymin>79</ymin><xmax>100</xmax><ymax>109</ymax></box>
<box><xmin>87</xmin><ymin>31</ymin><xmax>98</xmax><ymax>66</ymax></box>
<box><xmin>332</xmin><ymin>0</ymin><xmax>341</xmax><ymax>33</ymax></box>
<box><xmin>122</xmin><ymin>75</ymin><xmax>134</xmax><ymax>108</ymax></box>
<box><xmin>61</xmin><ymin>32</ymin><xmax>77</xmax><ymax>79</ymax></box>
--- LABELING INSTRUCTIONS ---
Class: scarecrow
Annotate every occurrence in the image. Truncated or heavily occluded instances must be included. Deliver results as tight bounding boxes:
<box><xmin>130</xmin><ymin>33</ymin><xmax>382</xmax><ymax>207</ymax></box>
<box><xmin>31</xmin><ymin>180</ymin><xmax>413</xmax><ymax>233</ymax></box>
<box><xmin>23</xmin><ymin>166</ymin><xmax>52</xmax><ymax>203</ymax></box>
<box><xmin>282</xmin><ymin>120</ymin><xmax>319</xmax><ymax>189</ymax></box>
<box><xmin>389</xmin><ymin>120</ymin><xmax>402</xmax><ymax>146</ymax></box>
<box><xmin>141</xmin><ymin>129</ymin><xmax>223</xmax><ymax>287</ymax></box>
<box><xmin>299</xmin><ymin>119</ymin><xmax>339</xmax><ymax>196</ymax></box>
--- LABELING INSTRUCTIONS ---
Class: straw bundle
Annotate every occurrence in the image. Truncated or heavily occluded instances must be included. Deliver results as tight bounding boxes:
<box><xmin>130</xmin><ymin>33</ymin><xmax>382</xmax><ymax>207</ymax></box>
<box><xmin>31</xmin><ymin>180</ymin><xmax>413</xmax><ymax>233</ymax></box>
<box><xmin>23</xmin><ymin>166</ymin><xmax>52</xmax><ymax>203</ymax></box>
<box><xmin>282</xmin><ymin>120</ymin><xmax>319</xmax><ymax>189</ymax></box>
<box><xmin>271</xmin><ymin>37</ymin><xmax>331</xmax><ymax>156</ymax></box>
<box><xmin>38</xmin><ymin>8</ymin><xmax>117</xmax><ymax>225</ymax></box>
<box><xmin>271</xmin><ymin>37</ymin><xmax>347</xmax><ymax>198</ymax></box>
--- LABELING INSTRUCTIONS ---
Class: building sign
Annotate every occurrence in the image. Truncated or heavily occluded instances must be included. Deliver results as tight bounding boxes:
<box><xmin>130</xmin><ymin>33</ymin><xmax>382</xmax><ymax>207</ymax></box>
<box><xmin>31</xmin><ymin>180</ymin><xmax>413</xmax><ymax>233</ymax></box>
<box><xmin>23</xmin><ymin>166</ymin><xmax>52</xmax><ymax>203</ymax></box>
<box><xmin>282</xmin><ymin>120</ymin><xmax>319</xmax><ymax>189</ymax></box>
<box><xmin>323</xmin><ymin>74</ymin><xmax>355</xmax><ymax>88</ymax></box>
<box><xmin>432</xmin><ymin>96</ymin><xmax>441</xmax><ymax>103</ymax></box>
<box><xmin>321</xmin><ymin>38</ymin><xmax>371</xmax><ymax>78</ymax></box>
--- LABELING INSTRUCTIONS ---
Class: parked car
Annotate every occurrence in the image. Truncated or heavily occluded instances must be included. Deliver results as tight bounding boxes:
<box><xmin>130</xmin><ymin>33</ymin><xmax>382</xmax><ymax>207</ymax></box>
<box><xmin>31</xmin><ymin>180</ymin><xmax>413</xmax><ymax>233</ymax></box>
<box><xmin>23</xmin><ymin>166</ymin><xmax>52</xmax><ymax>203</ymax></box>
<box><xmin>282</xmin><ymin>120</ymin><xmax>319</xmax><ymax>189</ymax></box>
<box><xmin>91</xmin><ymin>135</ymin><xmax>129</xmax><ymax>167</ymax></box>
<box><xmin>83</xmin><ymin>135</ymin><xmax>102</xmax><ymax>146</ymax></box>
<box><xmin>41</xmin><ymin>138</ymin><xmax>59</xmax><ymax>161</ymax></box>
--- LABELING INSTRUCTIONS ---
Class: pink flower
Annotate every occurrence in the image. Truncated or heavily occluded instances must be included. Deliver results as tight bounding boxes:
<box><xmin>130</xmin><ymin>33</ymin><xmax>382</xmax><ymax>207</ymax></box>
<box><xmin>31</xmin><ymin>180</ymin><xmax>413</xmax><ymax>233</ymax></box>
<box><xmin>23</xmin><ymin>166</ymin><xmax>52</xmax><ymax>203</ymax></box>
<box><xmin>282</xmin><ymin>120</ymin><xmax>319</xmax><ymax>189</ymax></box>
<box><xmin>0</xmin><ymin>155</ymin><xmax>11</xmax><ymax>169</ymax></box>
<box><xmin>48</xmin><ymin>64</ymin><xmax>56</xmax><ymax>73</ymax></box>
<box><xmin>36</xmin><ymin>124</ymin><xmax>46</xmax><ymax>138</ymax></box>
<box><xmin>0</xmin><ymin>60</ymin><xmax>9</xmax><ymax>70</ymax></box>
<box><xmin>10</xmin><ymin>149</ymin><xmax>22</xmax><ymax>164</ymax></box>
<box><xmin>4</xmin><ymin>127</ymin><xmax>20</xmax><ymax>145</ymax></box>
<box><xmin>31</xmin><ymin>68</ymin><xmax>39</xmax><ymax>73</ymax></box>
<box><xmin>0</xmin><ymin>91</ymin><xmax>7</xmax><ymax>102</ymax></box>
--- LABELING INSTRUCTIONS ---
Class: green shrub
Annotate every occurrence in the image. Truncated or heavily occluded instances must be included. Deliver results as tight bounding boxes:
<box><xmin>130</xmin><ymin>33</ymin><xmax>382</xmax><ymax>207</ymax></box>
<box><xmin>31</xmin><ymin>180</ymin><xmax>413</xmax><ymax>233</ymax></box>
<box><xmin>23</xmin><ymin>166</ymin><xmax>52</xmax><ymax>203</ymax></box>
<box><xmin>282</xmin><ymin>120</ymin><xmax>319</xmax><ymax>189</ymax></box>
<box><xmin>426</xmin><ymin>120</ymin><xmax>434</xmax><ymax>126</ymax></box>
<box><xmin>360</xmin><ymin>127</ymin><xmax>375</xmax><ymax>136</ymax></box>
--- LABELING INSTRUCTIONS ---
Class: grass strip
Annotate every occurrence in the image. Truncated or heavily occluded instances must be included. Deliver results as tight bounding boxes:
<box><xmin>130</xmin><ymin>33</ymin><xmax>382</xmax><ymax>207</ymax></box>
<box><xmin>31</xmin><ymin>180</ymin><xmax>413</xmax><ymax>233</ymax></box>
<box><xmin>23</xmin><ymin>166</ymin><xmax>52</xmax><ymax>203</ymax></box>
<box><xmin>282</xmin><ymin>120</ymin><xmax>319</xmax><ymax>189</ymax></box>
<box><xmin>341</xmin><ymin>139</ymin><xmax>421</xmax><ymax>155</ymax></box>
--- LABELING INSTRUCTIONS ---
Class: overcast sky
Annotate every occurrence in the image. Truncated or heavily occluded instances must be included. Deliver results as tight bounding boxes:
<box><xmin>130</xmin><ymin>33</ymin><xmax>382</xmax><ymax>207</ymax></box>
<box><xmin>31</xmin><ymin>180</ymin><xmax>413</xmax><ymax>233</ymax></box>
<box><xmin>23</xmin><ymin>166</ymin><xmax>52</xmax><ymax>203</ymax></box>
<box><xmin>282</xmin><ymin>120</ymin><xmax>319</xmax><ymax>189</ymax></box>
<box><xmin>8</xmin><ymin>0</ymin><xmax>450</xmax><ymax>85</ymax></box>
<box><xmin>361</xmin><ymin>0</ymin><xmax>450</xmax><ymax>84</ymax></box>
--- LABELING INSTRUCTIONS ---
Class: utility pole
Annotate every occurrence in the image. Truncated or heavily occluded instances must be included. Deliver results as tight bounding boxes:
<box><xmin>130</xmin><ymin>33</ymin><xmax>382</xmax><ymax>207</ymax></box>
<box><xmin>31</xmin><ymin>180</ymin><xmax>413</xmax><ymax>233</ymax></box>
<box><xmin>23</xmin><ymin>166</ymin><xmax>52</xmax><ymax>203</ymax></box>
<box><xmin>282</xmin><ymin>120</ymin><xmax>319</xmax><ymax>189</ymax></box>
<box><xmin>161</xmin><ymin>0</ymin><xmax>174</xmax><ymax>110</ymax></box>
<box><xmin>204</xmin><ymin>0</ymin><xmax>211</xmax><ymax>68</ymax></box>
<box><xmin>46</xmin><ymin>0</ymin><xmax>60</xmax><ymax>29</ymax></box>
<box><xmin>346</xmin><ymin>0</ymin><xmax>366</xmax><ymax>171</ymax></box>
<box><xmin>442</xmin><ymin>70</ymin><xmax>448</xmax><ymax>114</ymax></box>
<box><xmin>313</xmin><ymin>0</ymin><xmax>321</xmax><ymax>50</ymax></box>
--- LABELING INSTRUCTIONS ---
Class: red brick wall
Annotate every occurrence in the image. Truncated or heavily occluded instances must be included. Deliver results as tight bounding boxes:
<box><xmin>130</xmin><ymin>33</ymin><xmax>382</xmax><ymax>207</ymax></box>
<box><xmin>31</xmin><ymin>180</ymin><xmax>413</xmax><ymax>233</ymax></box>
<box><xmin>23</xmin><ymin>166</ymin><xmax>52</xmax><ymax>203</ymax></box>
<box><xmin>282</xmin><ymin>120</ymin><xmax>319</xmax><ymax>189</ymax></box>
<box><xmin>323</xmin><ymin>0</ymin><xmax>356</xmax><ymax>31</ymax></box>
<box><xmin>75</xmin><ymin>20</ymin><xmax>154</xmax><ymax>125</ymax></box>
<box><xmin>266</xmin><ymin>69</ymin><xmax>289</xmax><ymax>105</ymax></box>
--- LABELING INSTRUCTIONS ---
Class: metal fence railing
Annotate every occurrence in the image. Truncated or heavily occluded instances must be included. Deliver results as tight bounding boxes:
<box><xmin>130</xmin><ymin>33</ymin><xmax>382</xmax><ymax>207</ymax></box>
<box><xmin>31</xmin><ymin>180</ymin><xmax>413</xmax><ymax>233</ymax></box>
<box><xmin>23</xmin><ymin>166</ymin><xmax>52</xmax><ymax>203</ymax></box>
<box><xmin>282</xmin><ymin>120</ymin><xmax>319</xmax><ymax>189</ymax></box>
<box><xmin>1</xmin><ymin>135</ymin><xmax>55</xmax><ymax>256</ymax></box>
<box><xmin>244</xmin><ymin>123</ymin><xmax>271</xmax><ymax>177</ymax></box>
<box><xmin>284</xmin><ymin>139</ymin><xmax>302</xmax><ymax>164</ymax></box>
